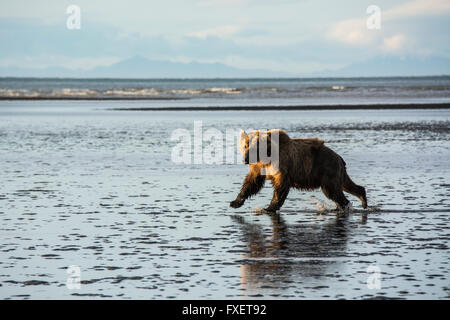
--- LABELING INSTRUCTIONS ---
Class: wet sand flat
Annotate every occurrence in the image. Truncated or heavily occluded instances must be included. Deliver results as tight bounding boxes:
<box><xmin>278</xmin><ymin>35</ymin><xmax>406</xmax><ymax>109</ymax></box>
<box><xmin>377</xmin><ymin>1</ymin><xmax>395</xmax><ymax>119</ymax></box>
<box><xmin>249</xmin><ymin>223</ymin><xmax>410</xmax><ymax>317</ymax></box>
<box><xmin>110</xmin><ymin>102</ymin><xmax>450</xmax><ymax>111</ymax></box>
<box><xmin>0</xmin><ymin>102</ymin><xmax>449</xmax><ymax>299</ymax></box>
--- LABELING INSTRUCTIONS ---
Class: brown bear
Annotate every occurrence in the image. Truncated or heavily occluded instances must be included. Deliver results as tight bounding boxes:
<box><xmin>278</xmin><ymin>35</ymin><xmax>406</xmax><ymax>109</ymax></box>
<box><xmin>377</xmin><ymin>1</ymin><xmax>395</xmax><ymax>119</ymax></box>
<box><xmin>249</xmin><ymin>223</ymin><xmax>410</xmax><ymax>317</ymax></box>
<box><xmin>230</xmin><ymin>129</ymin><xmax>367</xmax><ymax>213</ymax></box>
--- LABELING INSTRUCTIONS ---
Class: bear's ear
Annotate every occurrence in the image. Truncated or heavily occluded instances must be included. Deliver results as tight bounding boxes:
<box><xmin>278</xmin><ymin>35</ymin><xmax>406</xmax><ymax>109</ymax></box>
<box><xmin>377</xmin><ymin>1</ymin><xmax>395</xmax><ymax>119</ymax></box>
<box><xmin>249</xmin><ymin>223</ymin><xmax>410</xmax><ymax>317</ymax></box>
<box><xmin>239</xmin><ymin>130</ymin><xmax>247</xmax><ymax>146</ymax></box>
<box><xmin>240</xmin><ymin>130</ymin><xmax>247</xmax><ymax>141</ymax></box>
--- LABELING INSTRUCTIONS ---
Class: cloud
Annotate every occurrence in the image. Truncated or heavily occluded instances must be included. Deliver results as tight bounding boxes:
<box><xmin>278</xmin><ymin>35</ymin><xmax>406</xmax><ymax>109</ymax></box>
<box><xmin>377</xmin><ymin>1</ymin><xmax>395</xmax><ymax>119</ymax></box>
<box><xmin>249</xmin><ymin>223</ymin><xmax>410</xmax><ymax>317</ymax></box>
<box><xmin>196</xmin><ymin>0</ymin><xmax>249</xmax><ymax>7</ymax></box>
<box><xmin>327</xmin><ymin>0</ymin><xmax>450</xmax><ymax>54</ymax></box>
<box><xmin>187</xmin><ymin>25</ymin><xmax>241</xmax><ymax>39</ymax></box>
<box><xmin>0</xmin><ymin>55</ymin><xmax>120</xmax><ymax>70</ymax></box>
<box><xmin>195</xmin><ymin>0</ymin><xmax>298</xmax><ymax>7</ymax></box>
<box><xmin>384</xmin><ymin>0</ymin><xmax>450</xmax><ymax>19</ymax></box>
<box><xmin>327</xmin><ymin>17</ymin><xmax>374</xmax><ymax>46</ymax></box>
<box><xmin>382</xmin><ymin>34</ymin><xmax>407</xmax><ymax>52</ymax></box>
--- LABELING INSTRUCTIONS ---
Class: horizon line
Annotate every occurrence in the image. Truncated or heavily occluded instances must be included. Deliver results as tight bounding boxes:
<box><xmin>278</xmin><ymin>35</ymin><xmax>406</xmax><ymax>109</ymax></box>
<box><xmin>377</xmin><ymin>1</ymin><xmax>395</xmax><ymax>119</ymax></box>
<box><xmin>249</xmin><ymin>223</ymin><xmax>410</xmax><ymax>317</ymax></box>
<box><xmin>1</xmin><ymin>75</ymin><xmax>449</xmax><ymax>80</ymax></box>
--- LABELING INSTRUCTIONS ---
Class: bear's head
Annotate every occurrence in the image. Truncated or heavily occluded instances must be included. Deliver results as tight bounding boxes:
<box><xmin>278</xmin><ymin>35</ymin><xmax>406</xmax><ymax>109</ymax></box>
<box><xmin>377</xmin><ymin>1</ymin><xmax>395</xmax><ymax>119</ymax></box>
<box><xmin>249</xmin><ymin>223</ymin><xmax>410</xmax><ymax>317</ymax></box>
<box><xmin>239</xmin><ymin>129</ymin><xmax>279</xmax><ymax>165</ymax></box>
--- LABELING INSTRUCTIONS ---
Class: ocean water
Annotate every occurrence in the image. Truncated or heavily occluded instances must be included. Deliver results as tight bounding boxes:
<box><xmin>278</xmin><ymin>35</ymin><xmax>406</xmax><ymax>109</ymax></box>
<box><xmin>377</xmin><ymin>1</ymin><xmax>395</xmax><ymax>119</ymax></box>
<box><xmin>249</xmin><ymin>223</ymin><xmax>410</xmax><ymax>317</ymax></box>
<box><xmin>1</xmin><ymin>76</ymin><xmax>450</xmax><ymax>106</ymax></box>
<box><xmin>0</xmin><ymin>80</ymin><xmax>449</xmax><ymax>299</ymax></box>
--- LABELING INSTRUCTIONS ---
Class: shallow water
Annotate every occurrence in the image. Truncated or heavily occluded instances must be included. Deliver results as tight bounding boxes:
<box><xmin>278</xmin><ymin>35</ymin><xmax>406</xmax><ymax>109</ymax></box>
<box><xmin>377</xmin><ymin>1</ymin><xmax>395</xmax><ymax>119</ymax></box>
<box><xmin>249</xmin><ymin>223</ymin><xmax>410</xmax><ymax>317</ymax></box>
<box><xmin>0</xmin><ymin>101</ymin><xmax>449</xmax><ymax>299</ymax></box>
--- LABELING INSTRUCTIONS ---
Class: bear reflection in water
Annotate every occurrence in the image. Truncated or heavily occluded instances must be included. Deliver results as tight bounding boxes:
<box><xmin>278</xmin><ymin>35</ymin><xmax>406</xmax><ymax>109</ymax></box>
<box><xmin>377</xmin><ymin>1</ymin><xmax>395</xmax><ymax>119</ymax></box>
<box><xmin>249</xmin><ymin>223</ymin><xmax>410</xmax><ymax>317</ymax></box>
<box><xmin>232</xmin><ymin>212</ymin><xmax>357</xmax><ymax>294</ymax></box>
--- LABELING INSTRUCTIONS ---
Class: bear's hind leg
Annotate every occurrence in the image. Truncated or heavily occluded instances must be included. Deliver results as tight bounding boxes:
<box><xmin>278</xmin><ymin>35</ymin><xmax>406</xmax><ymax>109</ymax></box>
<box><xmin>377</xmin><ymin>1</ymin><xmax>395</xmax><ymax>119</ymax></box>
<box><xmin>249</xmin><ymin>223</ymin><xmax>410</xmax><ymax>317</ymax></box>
<box><xmin>342</xmin><ymin>173</ymin><xmax>367</xmax><ymax>208</ymax></box>
<box><xmin>321</xmin><ymin>184</ymin><xmax>350</xmax><ymax>212</ymax></box>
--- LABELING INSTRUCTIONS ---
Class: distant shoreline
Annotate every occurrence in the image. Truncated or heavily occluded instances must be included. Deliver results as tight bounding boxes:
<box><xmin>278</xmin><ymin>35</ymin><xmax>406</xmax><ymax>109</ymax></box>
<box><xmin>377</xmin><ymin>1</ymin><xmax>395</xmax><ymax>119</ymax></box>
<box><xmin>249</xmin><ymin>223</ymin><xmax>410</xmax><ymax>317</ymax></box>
<box><xmin>1</xmin><ymin>75</ymin><xmax>449</xmax><ymax>80</ymax></box>
<box><xmin>109</xmin><ymin>103</ymin><xmax>450</xmax><ymax>111</ymax></box>
<box><xmin>0</xmin><ymin>97</ymin><xmax>188</xmax><ymax>101</ymax></box>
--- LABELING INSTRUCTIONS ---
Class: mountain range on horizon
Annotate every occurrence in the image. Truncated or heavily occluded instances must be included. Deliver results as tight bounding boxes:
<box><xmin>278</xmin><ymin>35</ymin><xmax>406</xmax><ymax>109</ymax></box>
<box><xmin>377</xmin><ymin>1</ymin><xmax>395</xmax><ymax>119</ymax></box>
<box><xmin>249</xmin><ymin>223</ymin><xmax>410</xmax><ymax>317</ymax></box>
<box><xmin>1</xmin><ymin>55</ymin><xmax>449</xmax><ymax>78</ymax></box>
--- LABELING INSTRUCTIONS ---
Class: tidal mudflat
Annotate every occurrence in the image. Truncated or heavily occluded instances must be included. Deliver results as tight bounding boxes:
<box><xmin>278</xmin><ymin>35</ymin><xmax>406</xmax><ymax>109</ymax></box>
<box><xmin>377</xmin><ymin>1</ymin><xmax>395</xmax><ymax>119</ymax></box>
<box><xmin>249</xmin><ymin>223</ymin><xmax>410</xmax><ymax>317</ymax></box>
<box><xmin>0</xmin><ymin>101</ymin><xmax>448</xmax><ymax>299</ymax></box>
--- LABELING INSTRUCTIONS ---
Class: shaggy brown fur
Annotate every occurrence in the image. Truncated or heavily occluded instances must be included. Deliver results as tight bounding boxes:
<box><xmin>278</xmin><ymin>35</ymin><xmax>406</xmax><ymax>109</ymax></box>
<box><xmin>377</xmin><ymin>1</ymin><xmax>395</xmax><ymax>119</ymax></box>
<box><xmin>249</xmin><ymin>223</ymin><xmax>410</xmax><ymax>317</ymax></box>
<box><xmin>230</xmin><ymin>129</ymin><xmax>367</xmax><ymax>212</ymax></box>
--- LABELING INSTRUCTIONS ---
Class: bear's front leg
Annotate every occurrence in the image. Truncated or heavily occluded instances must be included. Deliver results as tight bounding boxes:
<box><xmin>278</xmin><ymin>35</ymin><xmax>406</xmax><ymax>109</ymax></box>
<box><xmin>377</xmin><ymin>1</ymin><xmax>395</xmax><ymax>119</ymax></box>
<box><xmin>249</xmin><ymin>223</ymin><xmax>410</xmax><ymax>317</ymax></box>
<box><xmin>230</xmin><ymin>171</ymin><xmax>266</xmax><ymax>209</ymax></box>
<box><xmin>230</xmin><ymin>197</ymin><xmax>245</xmax><ymax>208</ymax></box>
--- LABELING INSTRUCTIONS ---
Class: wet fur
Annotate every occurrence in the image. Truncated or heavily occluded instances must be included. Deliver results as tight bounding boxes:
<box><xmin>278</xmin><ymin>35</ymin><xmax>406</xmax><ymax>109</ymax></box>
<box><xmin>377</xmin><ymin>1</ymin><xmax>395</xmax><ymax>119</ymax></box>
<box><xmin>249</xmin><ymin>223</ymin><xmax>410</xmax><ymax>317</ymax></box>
<box><xmin>230</xmin><ymin>129</ymin><xmax>367</xmax><ymax>212</ymax></box>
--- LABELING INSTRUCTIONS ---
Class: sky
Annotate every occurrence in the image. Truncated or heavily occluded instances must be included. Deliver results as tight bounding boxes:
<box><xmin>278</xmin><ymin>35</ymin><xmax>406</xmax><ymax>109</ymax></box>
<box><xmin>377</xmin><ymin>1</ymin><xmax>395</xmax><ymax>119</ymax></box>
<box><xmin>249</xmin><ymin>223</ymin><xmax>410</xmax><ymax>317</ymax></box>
<box><xmin>0</xmin><ymin>0</ymin><xmax>449</xmax><ymax>74</ymax></box>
